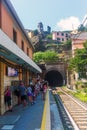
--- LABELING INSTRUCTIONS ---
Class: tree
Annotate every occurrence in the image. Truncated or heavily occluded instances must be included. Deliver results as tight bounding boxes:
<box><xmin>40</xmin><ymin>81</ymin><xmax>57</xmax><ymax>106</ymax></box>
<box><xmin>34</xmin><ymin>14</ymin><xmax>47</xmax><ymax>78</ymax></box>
<box><xmin>33</xmin><ymin>51</ymin><xmax>59</xmax><ymax>63</ymax></box>
<box><xmin>46</xmin><ymin>34</ymin><xmax>52</xmax><ymax>40</ymax></box>
<box><xmin>33</xmin><ymin>51</ymin><xmax>44</xmax><ymax>63</ymax></box>
<box><xmin>78</xmin><ymin>24</ymin><xmax>87</xmax><ymax>32</ymax></box>
<box><xmin>68</xmin><ymin>41</ymin><xmax>87</xmax><ymax>78</ymax></box>
<box><xmin>34</xmin><ymin>41</ymin><xmax>46</xmax><ymax>52</ymax></box>
<box><xmin>43</xmin><ymin>51</ymin><xmax>58</xmax><ymax>63</ymax></box>
<box><xmin>33</xmin><ymin>29</ymin><xmax>39</xmax><ymax>35</ymax></box>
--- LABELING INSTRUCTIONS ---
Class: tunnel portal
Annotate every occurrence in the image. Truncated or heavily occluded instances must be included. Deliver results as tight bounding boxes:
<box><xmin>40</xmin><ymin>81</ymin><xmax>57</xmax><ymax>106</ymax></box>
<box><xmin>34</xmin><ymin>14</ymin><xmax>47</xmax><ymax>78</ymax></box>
<box><xmin>44</xmin><ymin>70</ymin><xmax>63</xmax><ymax>87</ymax></box>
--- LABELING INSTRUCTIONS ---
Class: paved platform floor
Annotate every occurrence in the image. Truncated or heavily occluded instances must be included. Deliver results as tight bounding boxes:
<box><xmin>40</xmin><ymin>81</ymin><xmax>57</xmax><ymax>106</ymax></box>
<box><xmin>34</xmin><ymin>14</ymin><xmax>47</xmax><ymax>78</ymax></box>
<box><xmin>0</xmin><ymin>90</ymin><xmax>64</xmax><ymax>130</ymax></box>
<box><xmin>0</xmin><ymin>94</ymin><xmax>44</xmax><ymax>130</ymax></box>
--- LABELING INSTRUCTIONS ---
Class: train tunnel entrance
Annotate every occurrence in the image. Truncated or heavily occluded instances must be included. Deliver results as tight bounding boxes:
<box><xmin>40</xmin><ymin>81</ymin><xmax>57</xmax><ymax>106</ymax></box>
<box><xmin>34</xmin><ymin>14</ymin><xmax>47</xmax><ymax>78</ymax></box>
<box><xmin>44</xmin><ymin>70</ymin><xmax>63</xmax><ymax>87</ymax></box>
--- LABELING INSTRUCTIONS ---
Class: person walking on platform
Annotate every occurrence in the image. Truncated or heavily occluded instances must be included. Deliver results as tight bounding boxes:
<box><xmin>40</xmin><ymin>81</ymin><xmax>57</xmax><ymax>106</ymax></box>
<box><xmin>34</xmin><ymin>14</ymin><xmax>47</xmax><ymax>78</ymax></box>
<box><xmin>40</xmin><ymin>80</ymin><xmax>47</xmax><ymax>100</ymax></box>
<box><xmin>14</xmin><ymin>85</ymin><xmax>21</xmax><ymax>105</ymax></box>
<box><xmin>4</xmin><ymin>86</ymin><xmax>12</xmax><ymax>112</ymax></box>
<box><xmin>35</xmin><ymin>79</ymin><xmax>40</xmax><ymax>97</ymax></box>
<box><xmin>27</xmin><ymin>85</ymin><xmax>34</xmax><ymax>105</ymax></box>
<box><xmin>19</xmin><ymin>82</ymin><xmax>27</xmax><ymax>107</ymax></box>
<box><xmin>31</xmin><ymin>83</ymin><xmax>36</xmax><ymax>103</ymax></box>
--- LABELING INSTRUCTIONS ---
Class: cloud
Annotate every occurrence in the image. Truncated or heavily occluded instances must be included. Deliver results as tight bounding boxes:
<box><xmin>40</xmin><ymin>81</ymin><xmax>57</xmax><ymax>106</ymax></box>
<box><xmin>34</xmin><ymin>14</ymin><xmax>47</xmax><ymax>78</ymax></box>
<box><xmin>57</xmin><ymin>16</ymin><xmax>81</xmax><ymax>31</ymax></box>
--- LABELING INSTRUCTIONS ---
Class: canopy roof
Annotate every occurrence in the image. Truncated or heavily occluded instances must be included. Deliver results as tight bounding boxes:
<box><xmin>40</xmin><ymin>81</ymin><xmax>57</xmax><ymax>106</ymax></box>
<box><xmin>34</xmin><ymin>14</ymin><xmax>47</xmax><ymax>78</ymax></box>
<box><xmin>0</xmin><ymin>29</ymin><xmax>42</xmax><ymax>73</ymax></box>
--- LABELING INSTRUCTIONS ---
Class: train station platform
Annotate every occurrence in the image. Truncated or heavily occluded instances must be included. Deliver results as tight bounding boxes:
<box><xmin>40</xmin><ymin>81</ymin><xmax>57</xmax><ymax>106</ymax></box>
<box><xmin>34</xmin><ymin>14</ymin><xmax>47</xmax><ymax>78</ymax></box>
<box><xmin>0</xmin><ymin>89</ymin><xmax>64</xmax><ymax>130</ymax></box>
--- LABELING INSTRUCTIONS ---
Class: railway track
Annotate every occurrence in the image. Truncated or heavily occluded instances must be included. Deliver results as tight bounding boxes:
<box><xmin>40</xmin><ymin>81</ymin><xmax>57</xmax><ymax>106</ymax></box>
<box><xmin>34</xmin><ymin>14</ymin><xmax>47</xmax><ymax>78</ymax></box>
<box><xmin>55</xmin><ymin>87</ymin><xmax>87</xmax><ymax>130</ymax></box>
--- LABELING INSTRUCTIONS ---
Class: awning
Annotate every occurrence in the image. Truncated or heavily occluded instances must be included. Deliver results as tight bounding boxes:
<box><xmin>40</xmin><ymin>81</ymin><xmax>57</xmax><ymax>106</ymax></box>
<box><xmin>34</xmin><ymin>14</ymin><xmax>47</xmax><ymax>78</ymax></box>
<box><xmin>0</xmin><ymin>29</ymin><xmax>42</xmax><ymax>73</ymax></box>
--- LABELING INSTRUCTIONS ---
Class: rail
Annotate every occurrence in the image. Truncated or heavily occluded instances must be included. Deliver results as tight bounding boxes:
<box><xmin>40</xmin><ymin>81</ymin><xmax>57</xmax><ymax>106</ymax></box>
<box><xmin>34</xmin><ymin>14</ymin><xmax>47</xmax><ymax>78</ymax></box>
<box><xmin>54</xmin><ymin>93</ymin><xmax>74</xmax><ymax>130</ymax></box>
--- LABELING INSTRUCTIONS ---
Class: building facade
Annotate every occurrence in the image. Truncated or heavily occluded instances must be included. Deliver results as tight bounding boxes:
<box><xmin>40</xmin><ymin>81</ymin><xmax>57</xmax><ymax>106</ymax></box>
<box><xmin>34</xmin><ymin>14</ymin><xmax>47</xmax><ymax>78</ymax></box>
<box><xmin>72</xmin><ymin>32</ymin><xmax>87</xmax><ymax>52</ymax></box>
<box><xmin>68</xmin><ymin>32</ymin><xmax>87</xmax><ymax>88</ymax></box>
<box><xmin>52</xmin><ymin>31</ymin><xmax>71</xmax><ymax>43</ymax></box>
<box><xmin>0</xmin><ymin>0</ymin><xmax>42</xmax><ymax>114</ymax></box>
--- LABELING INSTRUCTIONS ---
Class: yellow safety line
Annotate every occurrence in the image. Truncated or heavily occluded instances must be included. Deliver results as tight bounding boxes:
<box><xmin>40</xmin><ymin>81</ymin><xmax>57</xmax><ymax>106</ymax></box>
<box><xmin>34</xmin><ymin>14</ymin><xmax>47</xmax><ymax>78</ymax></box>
<box><xmin>40</xmin><ymin>90</ymin><xmax>48</xmax><ymax>130</ymax></box>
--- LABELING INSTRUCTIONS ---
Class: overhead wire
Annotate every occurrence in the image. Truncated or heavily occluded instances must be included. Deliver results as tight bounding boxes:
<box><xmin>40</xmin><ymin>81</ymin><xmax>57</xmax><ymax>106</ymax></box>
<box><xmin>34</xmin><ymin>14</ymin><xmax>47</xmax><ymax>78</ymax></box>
<box><xmin>72</xmin><ymin>17</ymin><xmax>87</xmax><ymax>40</ymax></box>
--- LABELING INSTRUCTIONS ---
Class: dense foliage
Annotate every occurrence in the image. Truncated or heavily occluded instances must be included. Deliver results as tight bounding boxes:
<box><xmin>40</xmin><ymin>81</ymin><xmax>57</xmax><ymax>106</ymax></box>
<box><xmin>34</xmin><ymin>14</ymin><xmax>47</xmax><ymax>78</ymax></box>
<box><xmin>33</xmin><ymin>50</ymin><xmax>58</xmax><ymax>63</ymax></box>
<box><xmin>46</xmin><ymin>34</ymin><xmax>52</xmax><ymax>40</ymax></box>
<box><xmin>69</xmin><ymin>41</ymin><xmax>87</xmax><ymax>78</ymax></box>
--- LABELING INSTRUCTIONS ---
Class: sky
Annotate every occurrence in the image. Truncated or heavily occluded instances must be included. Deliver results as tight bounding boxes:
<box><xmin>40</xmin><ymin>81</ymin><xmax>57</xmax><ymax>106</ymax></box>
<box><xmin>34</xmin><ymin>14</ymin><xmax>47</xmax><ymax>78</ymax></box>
<box><xmin>10</xmin><ymin>0</ymin><xmax>87</xmax><ymax>31</ymax></box>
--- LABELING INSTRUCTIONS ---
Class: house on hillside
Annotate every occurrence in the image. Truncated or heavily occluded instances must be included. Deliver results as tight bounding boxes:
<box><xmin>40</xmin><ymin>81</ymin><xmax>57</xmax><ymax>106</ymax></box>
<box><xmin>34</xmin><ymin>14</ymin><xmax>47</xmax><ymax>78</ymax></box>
<box><xmin>68</xmin><ymin>32</ymin><xmax>87</xmax><ymax>89</ymax></box>
<box><xmin>72</xmin><ymin>32</ymin><xmax>87</xmax><ymax>55</ymax></box>
<box><xmin>52</xmin><ymin>31</ymin><xmax>71</xmax><ymax>43</ymax></box>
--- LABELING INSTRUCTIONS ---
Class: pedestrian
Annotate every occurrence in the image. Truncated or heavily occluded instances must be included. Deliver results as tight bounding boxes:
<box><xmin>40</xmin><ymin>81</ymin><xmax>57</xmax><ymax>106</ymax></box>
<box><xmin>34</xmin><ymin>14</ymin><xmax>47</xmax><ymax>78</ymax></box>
<box><xmin>14</xmin><ymin>85</ymin><xmax>21</xmax><ymax>105</ymax></box>
<box><xmin>31</xmin><ymin>83</ymin><xmax>36</xmax><ymax>103</ymax></box>
<box><xmin>42</xmin><ymin>81</ymin><xmax>47</xmax><ymax>100</ymax></box>
<box><xmin>19</xmin><ymin>82</ymin><xmax>27</xmax><ymax>107</ymax></box>
<box><xmin>27</xmin><ymin>85</ymin><xmax>34</xmax><ymax>105</ymax></box>
<box><xmin>4</xmin><ymin>86</ymin><xmax>12</xmax><ymax>112</ymax></box>
<box><xmin>35</xmin><ymin>79</ymin><xmax>40</xmax><ymax>97</ymax></box>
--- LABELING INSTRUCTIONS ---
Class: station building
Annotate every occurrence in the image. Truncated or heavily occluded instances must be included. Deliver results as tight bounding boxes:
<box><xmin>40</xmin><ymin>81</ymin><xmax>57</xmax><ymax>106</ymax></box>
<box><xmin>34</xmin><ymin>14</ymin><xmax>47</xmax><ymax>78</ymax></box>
<box><xmin>0</xmin><ymin>0</ymin><xmax>42</xmax><ymax>114</ymax></box>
